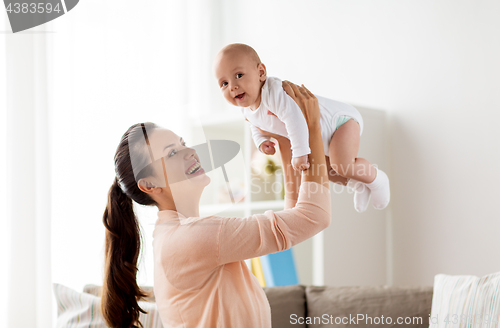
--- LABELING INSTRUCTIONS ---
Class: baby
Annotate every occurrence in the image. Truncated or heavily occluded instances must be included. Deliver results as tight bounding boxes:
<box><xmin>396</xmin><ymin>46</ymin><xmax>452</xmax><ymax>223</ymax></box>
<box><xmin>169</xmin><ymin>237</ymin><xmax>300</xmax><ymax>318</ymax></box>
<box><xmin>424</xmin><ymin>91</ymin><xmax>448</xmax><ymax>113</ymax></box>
<box><xmin>213</xmin><ymin>43</ymin><xmax>390</xmax><ymax>212</ymax></box>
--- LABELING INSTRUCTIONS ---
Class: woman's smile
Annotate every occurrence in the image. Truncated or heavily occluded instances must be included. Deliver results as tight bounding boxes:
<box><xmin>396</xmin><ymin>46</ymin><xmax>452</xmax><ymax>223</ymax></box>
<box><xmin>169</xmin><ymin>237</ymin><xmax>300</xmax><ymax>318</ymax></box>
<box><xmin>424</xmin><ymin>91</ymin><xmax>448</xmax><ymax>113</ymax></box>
<box><xmin>185</xmin><ymin>159</ymin><xmax>205</xmax><ymax>176</ymax></box>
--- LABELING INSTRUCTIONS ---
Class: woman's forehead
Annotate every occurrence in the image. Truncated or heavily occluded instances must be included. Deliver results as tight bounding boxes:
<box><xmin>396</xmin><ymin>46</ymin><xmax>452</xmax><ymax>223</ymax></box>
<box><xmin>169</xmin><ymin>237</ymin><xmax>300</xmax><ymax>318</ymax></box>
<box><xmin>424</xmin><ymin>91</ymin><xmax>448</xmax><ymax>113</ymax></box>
<box><xmin>151</xmin><ymin>128</ymin><xmax>177</xmax><ymax>141</ymax></box>
<box><xmin>149</xmin><ymin>128</ymin><xmax>180</xmax><ymax>156</ymax></box>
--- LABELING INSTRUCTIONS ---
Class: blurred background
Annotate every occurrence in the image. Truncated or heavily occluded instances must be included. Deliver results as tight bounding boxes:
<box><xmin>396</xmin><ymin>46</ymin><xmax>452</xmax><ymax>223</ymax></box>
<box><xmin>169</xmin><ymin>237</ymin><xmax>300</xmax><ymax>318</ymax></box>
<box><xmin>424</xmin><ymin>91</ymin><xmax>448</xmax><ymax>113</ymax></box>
<box><xmin>1</xmin><ymin>0</ymin><xmax>499</xmax><ymax>327</ymax></box>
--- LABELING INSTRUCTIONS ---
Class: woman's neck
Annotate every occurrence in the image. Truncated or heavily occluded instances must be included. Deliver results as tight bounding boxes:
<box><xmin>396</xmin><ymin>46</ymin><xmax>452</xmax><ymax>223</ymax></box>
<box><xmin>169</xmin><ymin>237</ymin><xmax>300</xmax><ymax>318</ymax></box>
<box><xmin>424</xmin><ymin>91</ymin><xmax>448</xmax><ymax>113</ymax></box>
<box><xmin>158</xmin><ymin>190</ymin><xmax>202</xmax><ymax>218</ymax></box>
<box><xmin>175</xmin><ymin>203</ymin><xmax>200</xmax><ymax>218</ymax></box>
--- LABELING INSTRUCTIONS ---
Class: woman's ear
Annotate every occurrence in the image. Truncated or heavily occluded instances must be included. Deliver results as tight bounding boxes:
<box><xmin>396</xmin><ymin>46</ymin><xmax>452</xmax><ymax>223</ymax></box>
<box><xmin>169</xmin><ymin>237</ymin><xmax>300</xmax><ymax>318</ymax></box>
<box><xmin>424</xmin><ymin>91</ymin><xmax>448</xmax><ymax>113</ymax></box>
<box><xmin>257</xmin><ymin>63</ymin><xmax>267</xmax><ymax>82</ymax></box>
<box><xmin>138</xmin><ymin>178</ymin><xmax>161</xmax><ymax>194</ymax></box>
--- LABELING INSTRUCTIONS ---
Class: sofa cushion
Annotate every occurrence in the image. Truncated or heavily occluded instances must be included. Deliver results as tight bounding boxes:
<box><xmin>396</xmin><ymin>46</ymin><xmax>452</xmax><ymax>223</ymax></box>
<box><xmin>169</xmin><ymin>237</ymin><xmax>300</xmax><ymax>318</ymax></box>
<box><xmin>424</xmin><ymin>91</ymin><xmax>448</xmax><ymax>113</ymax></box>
<box><xmin>263</xmin><ymin>285</ymin><xmax>307</xmax><ymax>328</ymax></box>
<box><xmin>83</xmin><ymin>283</ymin><xmax>156</xmax><ymax>302</ymax></box>
<box><xmin>84</xmin><ymin>284</ymin><xmax>306</xmax><ymax>328</ymax></box>
<box><xmin>54</xmin><ymin>283</ymin><xmax>162</xmax><ymax>328</ymax></box>
<box><xmin>429</xmin><ymin>272</ymin><xmax>500</xmax><ymax>328</ymax></box>
<box><xmin>305</xmin><ymin>286</ymin><xmax>433</xmax><ymax>328</ymax></box>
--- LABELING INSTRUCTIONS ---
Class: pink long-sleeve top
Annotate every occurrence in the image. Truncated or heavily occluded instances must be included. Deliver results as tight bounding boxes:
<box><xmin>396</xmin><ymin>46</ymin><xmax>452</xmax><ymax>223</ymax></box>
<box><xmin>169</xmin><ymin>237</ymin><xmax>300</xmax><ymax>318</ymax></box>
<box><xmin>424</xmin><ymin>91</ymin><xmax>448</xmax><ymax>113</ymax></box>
<box><xmin>152</xmin><ymin>181</ymin><xmax>331</xmax><ymax>328</ymax></box>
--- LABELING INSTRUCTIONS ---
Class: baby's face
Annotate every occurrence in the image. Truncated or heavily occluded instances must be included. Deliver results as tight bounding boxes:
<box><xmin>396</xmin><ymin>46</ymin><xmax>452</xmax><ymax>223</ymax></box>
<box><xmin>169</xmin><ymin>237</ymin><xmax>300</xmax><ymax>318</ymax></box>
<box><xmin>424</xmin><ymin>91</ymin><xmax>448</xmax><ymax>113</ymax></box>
<box><xmin>215</xmin><ymin>51</ymin><xmax>265</xmax><ymax>109</ymax></box>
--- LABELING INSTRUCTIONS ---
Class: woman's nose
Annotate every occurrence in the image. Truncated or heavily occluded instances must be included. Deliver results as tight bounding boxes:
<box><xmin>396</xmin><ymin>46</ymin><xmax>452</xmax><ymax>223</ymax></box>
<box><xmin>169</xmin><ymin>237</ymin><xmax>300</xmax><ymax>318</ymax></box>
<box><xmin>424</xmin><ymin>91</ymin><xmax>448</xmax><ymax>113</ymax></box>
<box><xmin>184</xmin><ymin>147</ymin><xmax>196</xmax><ymax>160</ymax></box>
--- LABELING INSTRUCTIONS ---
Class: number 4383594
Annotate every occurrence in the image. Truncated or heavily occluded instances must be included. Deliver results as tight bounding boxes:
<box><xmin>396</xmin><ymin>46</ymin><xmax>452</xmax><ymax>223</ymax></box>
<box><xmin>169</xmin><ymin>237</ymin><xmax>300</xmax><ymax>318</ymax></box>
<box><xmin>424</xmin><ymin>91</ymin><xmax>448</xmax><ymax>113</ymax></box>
<box><xmin>6</xmin><ymin>2</ymin><xmax>62</xmax><ymax>14</ymax></box>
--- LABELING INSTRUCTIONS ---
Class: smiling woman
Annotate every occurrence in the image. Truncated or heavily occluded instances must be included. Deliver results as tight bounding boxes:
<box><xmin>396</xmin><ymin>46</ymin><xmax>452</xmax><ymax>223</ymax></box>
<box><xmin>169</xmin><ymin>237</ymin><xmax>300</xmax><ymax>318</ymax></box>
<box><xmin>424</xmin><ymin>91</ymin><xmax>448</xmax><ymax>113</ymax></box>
<box><xmin>101</xmin><ymin>122</ymin><xmax>217</xmax><ymax>327</ymax></box>
<box><xmin>135</xmin><ymin>128</ymin><xmax>211</xmax><ymax>215</ymax></box>
<box><xmin>100</xmin><ymin>82</ymin><xmax>331</xmax><ymax>328</ymax></box>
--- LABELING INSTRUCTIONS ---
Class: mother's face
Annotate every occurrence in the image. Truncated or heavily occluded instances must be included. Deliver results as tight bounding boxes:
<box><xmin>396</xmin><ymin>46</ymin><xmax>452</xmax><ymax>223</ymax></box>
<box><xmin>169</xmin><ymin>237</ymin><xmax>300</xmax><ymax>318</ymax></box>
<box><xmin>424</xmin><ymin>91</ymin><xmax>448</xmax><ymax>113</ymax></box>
<box><xmin>145</xmin><ymin>128</ymin><xmax>210</xmax><ymax>192</ymax></box>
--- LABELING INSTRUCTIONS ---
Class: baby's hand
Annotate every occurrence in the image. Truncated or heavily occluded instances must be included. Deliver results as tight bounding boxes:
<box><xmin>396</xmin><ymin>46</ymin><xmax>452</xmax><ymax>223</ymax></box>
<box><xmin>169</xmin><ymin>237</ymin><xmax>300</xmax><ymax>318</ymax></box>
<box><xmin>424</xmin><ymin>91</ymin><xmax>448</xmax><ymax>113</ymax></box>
<box><xmin>259</xmin><ymin>140</ymin><xmax>276</xmax><ymax>155</ymax></box>
<box><xmin>292</xmin><ymin>155</ymin><xmax>310</xmax><ymax>171</ymax></box>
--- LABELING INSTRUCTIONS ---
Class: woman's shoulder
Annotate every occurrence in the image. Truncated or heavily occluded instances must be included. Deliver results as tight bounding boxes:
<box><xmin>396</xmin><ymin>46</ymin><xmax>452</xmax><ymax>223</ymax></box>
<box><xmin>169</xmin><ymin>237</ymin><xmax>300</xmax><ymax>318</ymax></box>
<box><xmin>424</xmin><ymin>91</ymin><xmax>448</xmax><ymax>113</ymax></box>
<box><xmin>153</xmin><ymin>214</ymin><xmax>224</xmax><ymax>249</ymax></box>
<box><xmin>153</xmin><ymin>216</ymin><xmax>223</xmax><ymax>274</ymax></box>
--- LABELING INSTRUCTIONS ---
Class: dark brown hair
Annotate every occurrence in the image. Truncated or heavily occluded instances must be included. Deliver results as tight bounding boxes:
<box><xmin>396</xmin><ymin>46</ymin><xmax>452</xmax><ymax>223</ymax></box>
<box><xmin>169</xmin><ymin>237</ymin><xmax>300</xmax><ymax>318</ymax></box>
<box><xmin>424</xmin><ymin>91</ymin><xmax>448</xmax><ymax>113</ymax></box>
<box><xmin>101</xmin><ymin>122</ymin><xmax>160</xmax><ymax>328</ymax></box>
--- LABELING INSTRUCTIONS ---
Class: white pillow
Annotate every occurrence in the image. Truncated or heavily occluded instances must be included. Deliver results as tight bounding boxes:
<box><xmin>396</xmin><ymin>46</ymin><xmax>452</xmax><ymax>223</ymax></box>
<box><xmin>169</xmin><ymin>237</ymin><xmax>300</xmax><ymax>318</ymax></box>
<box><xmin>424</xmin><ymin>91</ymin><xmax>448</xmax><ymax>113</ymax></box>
<box><xmin>429</xmin><ymin>272</ymin><xmax>500</xmax><ymax>328</ymax></box>
<box><xmin>53</xmin><ymin>283</ymin><xmax>163</xmax><ymax>328</ymax></box>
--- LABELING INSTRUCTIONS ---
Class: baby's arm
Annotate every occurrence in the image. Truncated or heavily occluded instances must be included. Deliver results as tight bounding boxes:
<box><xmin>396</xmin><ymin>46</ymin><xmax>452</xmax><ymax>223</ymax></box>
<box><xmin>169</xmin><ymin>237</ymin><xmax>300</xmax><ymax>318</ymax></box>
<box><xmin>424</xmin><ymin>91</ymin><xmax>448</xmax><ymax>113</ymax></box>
<box><xmin>250</xmin><ymin>123</ymin><xmax>273</xmax><ymax>153</ymax></box>
<box><xmin>252</xmin><ymin>127</ymin><xmax>302</xmax><ymax>209</ymax></box>
<box><xmin>268</xmin><ymin>80</ymin><xmax>311</xmax><ymax>170</ymax></box>
<box><xmin>276</xmin><ymin>135</ymin><xmax>302</xmax><ymax>209</ymax></box>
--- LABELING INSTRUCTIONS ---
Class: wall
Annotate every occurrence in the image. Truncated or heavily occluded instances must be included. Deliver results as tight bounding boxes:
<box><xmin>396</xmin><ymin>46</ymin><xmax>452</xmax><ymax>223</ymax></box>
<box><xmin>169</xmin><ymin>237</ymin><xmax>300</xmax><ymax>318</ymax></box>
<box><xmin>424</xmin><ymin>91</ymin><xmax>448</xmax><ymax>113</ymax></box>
<box><xmin>220</xmin><ymin>0</ymin><xmax>500</xmax><ymax>285</ymax></box>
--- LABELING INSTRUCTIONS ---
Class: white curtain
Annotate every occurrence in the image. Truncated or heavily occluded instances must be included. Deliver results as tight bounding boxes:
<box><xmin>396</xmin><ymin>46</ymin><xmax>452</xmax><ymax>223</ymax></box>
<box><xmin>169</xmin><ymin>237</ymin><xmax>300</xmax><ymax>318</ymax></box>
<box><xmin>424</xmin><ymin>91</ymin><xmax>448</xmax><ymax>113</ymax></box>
<box><xmin>1</xmin><ymin>11</ymin><xmax>9</xmax><ymax>328</ymax></box>
<box><xmin>2</xmin><ymin>16</ymin><xmax>52</xmax><ymax>328</ymax></box>
<box><xmin>2</xmin><ymin>0</ymin><xmax>223</xmax><ymax>327</ymax></box>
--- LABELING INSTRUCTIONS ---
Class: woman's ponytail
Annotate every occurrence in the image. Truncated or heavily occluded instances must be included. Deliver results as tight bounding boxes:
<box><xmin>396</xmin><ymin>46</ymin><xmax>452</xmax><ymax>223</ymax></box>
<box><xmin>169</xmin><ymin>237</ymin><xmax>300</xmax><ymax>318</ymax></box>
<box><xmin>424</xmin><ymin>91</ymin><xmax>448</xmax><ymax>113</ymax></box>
<box><xmin>101</xmin><ymin>122</ymin><xmax>159</xmax><ymax>328</ymax></box>
<box><xmin>101</xmin><ymin>177</ymin><xmax>147</xmax><ymax>328</ymax></box>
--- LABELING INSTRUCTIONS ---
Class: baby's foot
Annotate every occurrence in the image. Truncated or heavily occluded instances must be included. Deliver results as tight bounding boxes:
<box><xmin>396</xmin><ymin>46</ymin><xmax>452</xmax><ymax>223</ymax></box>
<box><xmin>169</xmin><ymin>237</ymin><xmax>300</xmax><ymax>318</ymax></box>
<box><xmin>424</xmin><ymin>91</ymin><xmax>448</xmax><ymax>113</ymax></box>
<box><xmin>366</xmin><ymin>168</ymin><xmax>390</xmax><ymax>209</ymax></box>
<box><xmin>346</xmin><ymin>179</ymin><xmax>371</xmax><ymax>213</ymax></box>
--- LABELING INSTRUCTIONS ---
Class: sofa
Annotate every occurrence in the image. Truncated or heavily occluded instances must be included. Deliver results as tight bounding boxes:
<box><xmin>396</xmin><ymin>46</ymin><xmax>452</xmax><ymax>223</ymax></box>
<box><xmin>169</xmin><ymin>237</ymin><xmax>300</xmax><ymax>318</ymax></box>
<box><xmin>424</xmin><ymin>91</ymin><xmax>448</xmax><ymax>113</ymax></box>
<box><xmin>83</xmin><ymin>284</ymin><xmax>434</xmax><ymax>328</ymax></box>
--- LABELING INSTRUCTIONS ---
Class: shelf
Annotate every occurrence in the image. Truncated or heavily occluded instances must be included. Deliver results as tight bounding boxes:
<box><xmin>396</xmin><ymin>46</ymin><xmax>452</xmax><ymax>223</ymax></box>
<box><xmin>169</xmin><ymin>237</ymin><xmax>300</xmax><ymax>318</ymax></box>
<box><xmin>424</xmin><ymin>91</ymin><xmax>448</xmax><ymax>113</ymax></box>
<box><xmin>200</xmin><ymin>199</ymin><xmax>285</xmax><ymax>216</ymax></box>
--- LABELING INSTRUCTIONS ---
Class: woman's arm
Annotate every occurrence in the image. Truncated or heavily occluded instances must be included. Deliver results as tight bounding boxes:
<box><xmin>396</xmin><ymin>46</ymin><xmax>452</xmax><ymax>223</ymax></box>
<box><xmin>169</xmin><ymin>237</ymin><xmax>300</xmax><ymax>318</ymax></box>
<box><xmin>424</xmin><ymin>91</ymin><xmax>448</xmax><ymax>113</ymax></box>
<box><xmin>253</xmin><ymin>128</ymin><xmax>301</xmax><ymax>209</ymax></box>
<box><xmin>276</xmin><ymin>136</ymin><xmax>302</xmax><ymax>209</ymax></box>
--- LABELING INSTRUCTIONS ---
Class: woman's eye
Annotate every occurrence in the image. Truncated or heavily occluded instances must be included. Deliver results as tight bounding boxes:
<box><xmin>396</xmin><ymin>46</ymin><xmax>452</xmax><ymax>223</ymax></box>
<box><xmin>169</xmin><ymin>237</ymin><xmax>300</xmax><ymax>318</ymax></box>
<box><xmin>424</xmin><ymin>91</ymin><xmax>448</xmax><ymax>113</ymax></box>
<box><xmin>168</xmin><ymin>142</ymin><xmax>186</xmax><ymax>157</ymax></box>
<box><xmin>236</xmin><ymin>73</ymin><xmax>243</xmax><ymax>79</ymax></box>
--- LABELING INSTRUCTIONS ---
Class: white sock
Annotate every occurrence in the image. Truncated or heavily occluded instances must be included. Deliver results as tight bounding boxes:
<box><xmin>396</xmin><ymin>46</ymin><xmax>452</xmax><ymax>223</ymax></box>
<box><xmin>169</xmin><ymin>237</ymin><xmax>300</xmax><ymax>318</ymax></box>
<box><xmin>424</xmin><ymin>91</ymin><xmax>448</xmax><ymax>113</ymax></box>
<box><xmin>366</xmin><ymin>168</ymin><xmax>390</xmax><ymax>210</ymax></box>
<box><xmin>346</xmin><ymin>179</ymin><xmax>371</xmax><ymax>213</ymax></box>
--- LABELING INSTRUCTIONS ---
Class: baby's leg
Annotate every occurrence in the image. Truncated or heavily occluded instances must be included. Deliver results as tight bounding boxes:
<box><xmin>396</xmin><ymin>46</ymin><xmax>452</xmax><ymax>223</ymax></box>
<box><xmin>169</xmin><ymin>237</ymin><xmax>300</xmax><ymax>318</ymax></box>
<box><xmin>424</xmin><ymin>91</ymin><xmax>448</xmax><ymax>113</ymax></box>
<box><xmin>325</xmin><ymin>155</ymin><xmax>349</xmax><ymax>186</ymax></box>
<box><xmin>328</xmin><ymin>118</ymin><xmax>390</xmax><ymax>210</ymax></box>
<box><xmin>328</xmin><ymin>119</ymin><xmax>376</xmax><ymax>183</ymax></box>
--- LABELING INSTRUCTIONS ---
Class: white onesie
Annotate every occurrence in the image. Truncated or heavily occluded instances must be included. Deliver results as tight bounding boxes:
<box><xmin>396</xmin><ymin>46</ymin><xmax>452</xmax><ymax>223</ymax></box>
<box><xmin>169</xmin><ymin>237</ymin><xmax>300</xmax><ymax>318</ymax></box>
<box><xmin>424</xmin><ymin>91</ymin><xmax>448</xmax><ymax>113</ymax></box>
<box><xmin>241</xmin><ymin>76</ymin><xmax>364</xmax><ymax>158</ymax></box>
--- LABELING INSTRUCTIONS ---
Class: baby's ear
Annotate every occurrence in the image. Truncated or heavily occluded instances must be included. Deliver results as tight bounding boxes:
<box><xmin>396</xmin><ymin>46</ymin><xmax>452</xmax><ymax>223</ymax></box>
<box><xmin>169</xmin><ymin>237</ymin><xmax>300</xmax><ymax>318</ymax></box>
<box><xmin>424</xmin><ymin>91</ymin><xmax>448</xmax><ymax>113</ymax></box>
<box><xmin>257</xmin><ymin>63</ymin><xmax>267</xmax><ymax>81</ymax></box>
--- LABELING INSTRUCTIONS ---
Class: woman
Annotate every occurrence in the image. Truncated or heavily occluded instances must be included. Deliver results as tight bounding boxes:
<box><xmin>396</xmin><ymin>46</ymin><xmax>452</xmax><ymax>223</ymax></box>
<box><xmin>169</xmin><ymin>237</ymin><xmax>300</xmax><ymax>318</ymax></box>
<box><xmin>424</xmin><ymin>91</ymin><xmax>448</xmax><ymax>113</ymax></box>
<box><xmin>101</xmin><ymin>81</ymin><xmax>331</xmax><ymax>328</ymax></box>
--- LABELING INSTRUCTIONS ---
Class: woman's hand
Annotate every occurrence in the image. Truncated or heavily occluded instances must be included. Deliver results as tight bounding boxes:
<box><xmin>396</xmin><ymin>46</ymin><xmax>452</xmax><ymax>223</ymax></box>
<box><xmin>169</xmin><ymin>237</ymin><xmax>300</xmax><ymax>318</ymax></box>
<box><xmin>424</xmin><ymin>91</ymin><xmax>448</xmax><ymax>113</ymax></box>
<box><xmin>282</xmin><ymin>80</ymin><xmax>320</xmax><ymax>127</ymax></box>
